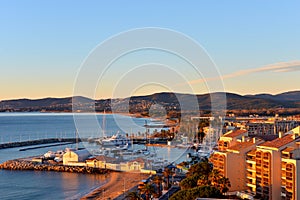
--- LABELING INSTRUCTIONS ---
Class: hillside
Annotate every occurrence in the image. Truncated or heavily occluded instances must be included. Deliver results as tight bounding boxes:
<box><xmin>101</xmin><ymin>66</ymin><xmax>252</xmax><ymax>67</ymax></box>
<box><xmin>0</xmin><ymin>91</ymin><xmax>299</xmax><ymax>114</ymax></box>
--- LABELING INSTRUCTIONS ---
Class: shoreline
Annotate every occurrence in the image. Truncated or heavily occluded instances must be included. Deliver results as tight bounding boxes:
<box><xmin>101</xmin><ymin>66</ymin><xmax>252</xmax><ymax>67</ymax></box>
<box><xmin>0</xmin><ymin>159</ymin><xmax>150</xmax><ymax>200</ymax></box>
<box><xmin>80</xmin><ymin>171</ymin><xmax>149</xmax><ymax>200</ymax></box>
<box><xmin>0</xmin><ymin>159</ymin><xmax>111</xmax><ymax>174</ymax></box>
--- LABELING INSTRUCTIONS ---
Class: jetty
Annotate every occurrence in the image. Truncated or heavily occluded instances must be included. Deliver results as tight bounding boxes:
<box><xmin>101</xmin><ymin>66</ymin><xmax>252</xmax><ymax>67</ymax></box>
<box><xmin>0</xmin><ymin>137</ymin><xmax>169</xmax><ymax>150</ymax></box>
<box><xmin>0</xmin><ymin>159</ymin><xmax>110</xmax><ymax>174</ymax></box>
<box><xmin>0</xmin><ymin>138</ymin><xmax>84</xmax><ymax>150</ymax></box>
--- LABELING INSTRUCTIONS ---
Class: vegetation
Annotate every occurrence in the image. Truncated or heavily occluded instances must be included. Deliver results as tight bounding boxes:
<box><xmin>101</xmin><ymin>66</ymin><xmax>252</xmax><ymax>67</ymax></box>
<box><xmin>125</xmin><ymin>191</ymin><xmax>142</xmax><ymax>200</ymax></box>
<box><xmin>152</xmin><ymin>175</ymin><xmax>163</xmax><ymax>197</ymax></box>
<box><xmin>163</xmin><ymin>167</ymin><xmax>175</xmax><ymax>190</ymax></box>
<box><xmin>170</xmin><ymin>185</ymin><xmax>223</xmax><ymax>200</ymax></box>
<box><xmin>139</xmin><ymin>183</ymin><xmax>155</xmax><ymax>200</ymax></box>
<box><xmin>197</xmin><ymin>119</ymin><xmax>209</xmax><ymax>143</ymax></box>
<box><xmin>171</xmin><ymin>159</ymin><xmax>231</xmax><ymax>199</ymax></box>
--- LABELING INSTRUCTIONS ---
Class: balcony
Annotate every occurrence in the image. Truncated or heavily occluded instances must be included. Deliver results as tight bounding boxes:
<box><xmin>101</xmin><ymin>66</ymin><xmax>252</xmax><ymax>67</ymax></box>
<box><xmin>247</xmin><ymin>182</ymin><xmax>256</xmax><ymax>188</ymax></box>
<box><xmin>246</xmin><ymin>155</ymin><xmax>255</xmax><ymax>161</ymax></box>
<box><xmin>246</xmin><ymin>159</ymin><xmax>255</xmax><ymax>164</ymax></box>
<box><xmin>263</xmin><ymin>157</ymin><xmax>270</xmax><ymax>161</ymax></box>
<box><xmin>256</xmin><ymin>152</ymin><xmax>262</xmax><ymax>157</ymax></box>
<box><xmin>263</xmin><ymin>165</ymin><xmax>269</xmax><ymax>170</ymax></box>
<box><xmin>247</xmin><ymin>165</ymin><xmax>255</xmax><ymax>170</ymax></box>
<box><xmin>286</xmin><ymin>186</ymin><xmax>293</xmax><ymax>192</ymax></box>
<box><xmin>282</xmin><ymin>153</ymin><xmax>290</xmax><ymax>159</ymax></box>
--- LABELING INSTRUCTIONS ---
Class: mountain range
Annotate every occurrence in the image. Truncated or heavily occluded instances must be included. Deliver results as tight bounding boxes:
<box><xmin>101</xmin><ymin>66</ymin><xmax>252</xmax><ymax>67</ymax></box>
<box><xmin>0</xmin><ymin>91</ymin><xmax>299</xmax><ymax>115</ymax></box>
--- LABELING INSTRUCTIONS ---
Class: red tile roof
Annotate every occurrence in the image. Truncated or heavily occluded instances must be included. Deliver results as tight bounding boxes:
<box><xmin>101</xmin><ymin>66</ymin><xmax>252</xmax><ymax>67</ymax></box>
<box><xmin>223</xmin><ymin>129</ymin><xmax>247</xmax><ymax>138</ymax></box>
<box><xmin>228</xmin><ymin>141</ymin><xmax>255</xmax><ymax>152</ymax></box>
<box><xmin>282</xmin><ymin>147</ymin><xmax>295</xmax><ymax>153</ymax></box>
<box><xmin>258</xmin><ymin>134</ymin><xmax>298</xmax><ymax>149</ymax></box>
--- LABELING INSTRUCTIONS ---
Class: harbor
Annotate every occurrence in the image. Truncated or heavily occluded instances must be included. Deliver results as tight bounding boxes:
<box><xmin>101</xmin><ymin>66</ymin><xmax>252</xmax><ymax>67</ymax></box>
<box><xmin>0</xmin><ymin>113</ymin><xmax>214</xmax><ymax>199</ymax></box>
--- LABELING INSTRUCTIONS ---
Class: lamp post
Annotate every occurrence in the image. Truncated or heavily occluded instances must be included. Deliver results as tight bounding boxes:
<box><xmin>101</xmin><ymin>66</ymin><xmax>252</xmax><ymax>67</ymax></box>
<box><xmin>123</xmin><ymin>178</ymin><xmax>126</xmax><ymax>197</ymax></box>
<box><xmin>102</xmin><ymin>189</ymin><xmax>105</xmax><ymax>199</ymax></box>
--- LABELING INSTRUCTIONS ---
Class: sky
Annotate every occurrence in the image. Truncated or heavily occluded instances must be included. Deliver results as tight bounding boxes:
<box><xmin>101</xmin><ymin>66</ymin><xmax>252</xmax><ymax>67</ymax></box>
<box><xmin>0</xmin><ymin>1</ymin><xmax>299</xmax><ymax>100</ymax></box>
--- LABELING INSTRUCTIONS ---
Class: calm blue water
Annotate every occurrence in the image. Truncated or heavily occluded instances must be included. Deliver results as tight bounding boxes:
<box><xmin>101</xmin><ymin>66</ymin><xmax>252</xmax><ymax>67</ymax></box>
<box><xmin>0</xmin><ymin>112</ymin><xmax>150</xmax><ymax>144</ymax></box>
<box><xmin>0</xmin><ymin>113</ymin><xmax>150</xmax><ymax>200</ymax></box>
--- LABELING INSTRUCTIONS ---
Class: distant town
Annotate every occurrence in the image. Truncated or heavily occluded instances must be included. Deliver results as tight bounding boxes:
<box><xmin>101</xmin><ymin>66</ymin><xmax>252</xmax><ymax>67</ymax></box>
<box><xmin>0</xmin><ymin>91</ymin><xmax>299</xmax><ymax>116</ymax></box>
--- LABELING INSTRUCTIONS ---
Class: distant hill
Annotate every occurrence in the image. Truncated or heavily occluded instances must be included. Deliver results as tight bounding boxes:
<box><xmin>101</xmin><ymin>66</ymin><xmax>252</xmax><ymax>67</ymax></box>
<box><xmin>0</xmin><ymin>91</ymin><xmax>299</xmax><ymax>114</ymax></box>
<box><xmin>246</xmin><ymin>91</ymin><xmax>300</xmax><ymax>102</ymax></box>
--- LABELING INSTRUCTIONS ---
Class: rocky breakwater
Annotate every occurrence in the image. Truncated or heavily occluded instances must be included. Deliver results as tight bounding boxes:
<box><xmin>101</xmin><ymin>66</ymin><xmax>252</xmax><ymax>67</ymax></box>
<box><xmin>0</xmin><ymin>159</ymin><xmax>110</xmax><ymax>174</ymax></box>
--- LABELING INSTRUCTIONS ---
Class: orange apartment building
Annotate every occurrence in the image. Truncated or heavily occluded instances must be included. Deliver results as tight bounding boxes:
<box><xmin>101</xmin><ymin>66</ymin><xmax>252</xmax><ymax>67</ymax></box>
<box><xmin>246</xmin><ymin>127</ymin><xmax>300</xmax><ymax>200</ymax></box>
<box><xmin>210</xmin><ymin>129</ymin><xmax>263</xmax><ymax>191</ymax></box>
<box><xmin>211</xmin><ymin>126</ymin><xmax>300</xmax><ymax>200</ymax></box>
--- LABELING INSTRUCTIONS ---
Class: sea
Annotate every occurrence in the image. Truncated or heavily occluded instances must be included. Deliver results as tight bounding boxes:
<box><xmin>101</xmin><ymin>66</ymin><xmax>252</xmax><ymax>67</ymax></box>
<box><xmin>0</xmin><ymin>113</ymin><xmax>188</xmax><ymax>200</ymax></box>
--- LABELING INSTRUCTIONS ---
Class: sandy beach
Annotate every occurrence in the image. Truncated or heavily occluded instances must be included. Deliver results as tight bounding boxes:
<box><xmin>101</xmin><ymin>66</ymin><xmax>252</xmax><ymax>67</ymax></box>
<box><xmin>81</xmin><ymin>172</ymin><xmax>149</xmax><ymax>200</ymax></box>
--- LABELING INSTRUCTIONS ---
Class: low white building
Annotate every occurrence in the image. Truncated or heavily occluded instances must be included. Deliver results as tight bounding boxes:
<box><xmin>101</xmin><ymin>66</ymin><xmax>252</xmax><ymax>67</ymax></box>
<box><xmin>63</xmin><ymin>149</ymin><xmax>91</xmax><ymax>166</ymax></box>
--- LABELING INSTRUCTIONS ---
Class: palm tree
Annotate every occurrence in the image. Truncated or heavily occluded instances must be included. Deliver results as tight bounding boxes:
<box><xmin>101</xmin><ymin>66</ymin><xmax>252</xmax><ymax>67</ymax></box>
<box><xmin>140</xmin><ymin>183</ymin><xmax>155</xmax><ymax>200</ymax></box>
<box><xmin>197</xmin><ymin>174</ymin><xmax>209</xmax><ymax>186</ymax></box>
<box><xmin>209</xmin><ymin>169</ymin><xmax>222</xmax><ymax>186</ymax></box>
<box><xmin>216</xmin><ymin>177</ymin><xmax>231</xmax><ymax>194</ymax></box>
<box><xmin>126</xmin><ymin>191</ymin><xmax>142</xmax><ymax>200</ymax></box>
<box><xmin>163</xmin><ymin>168</ymin><xmax>174</xmax><ymax>189</ymax></box>
<box><xmin>187</xmin><ymin>158</ymin><xmax>212</xmax><ymax>179</ymax></box>
<box><xmin>152</xmin><ymin>175</ymin><xmax>163</xmax><ymax>197</ymax></box>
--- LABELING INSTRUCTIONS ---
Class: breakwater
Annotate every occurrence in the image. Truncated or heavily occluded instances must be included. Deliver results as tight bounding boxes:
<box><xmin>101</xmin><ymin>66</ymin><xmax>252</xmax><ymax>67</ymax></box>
<box><xmin>0</xmin><ymin>137</ymin><xmax>168</xmax><ymax>150</ymax></box>
<box><xmin>0</xmin><ymin>159</ymin><xmax>110</xmax><ymax>174</ymax></box>
<box><xmin>0</xmin><ymin>138</ymin><xmax>85</xmax><ymax>150</ymax></box>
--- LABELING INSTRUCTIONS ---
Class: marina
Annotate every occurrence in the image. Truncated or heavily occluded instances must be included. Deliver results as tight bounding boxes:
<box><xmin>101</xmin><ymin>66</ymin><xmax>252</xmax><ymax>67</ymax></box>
<box><xmin>0</xmin><ymin>113</ymin><xmax>199</xmax><ymax>200</ymax></box>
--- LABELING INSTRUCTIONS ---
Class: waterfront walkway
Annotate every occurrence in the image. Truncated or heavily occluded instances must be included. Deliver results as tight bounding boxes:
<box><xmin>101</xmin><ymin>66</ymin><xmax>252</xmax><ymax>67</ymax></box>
<box><xmin>80</xmin><ymin>172</ymin><xmax>149</xmax><ymax>200</ymax></box>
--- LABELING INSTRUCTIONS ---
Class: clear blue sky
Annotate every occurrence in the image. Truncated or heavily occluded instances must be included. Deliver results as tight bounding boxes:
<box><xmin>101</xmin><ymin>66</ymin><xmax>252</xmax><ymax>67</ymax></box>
<box><xmin>0</xmin><ymin>1</ymin><xmax>299</xmax><ymax>100</ymax></box>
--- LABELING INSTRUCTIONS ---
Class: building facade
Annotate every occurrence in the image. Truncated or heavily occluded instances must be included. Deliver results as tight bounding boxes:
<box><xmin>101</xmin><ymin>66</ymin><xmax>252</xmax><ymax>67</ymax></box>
<box><xmin>212</xmin><ymin>126</ymin><xmax>300</xmax><ymax>200</ymax></box>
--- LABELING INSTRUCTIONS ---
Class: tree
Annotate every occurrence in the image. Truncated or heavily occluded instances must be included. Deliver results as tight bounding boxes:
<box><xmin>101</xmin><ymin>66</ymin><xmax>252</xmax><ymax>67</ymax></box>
<box><xmin>139</xmin><ymin>183</ymin><xmax>155</xmax><ymax>200</ymax></box>
<box><xmin>152</xmin><ymin>175</ymin><xmax>163</xmax><ymax>197</ymax></box>
<box><xmin>170</xmin><ymin>186</ymin><xmax>223</xmax><ymax>200</ymax></box>
<box><xmin>215</xmin><ymin>177</ymin><xmax>231</xmax><ymax>194</ymax></box>
<box><xmin>208</xmin><ymin>169</ymin><xmax>222</xmax><ymax>187</ymax></box>
<box><xmin>180</xmin><ymin>175</ymin><xmax>198</xmax><ymax>190</ymax></box>
<box><xmin>163</xmin><ymin>168</ymin><xmax>174</xmax><ymax>189</ymax></box>
<box><xmin>175</xmin><ymin>160</ymin><xmax>231</xmax><ymax>199</ymax></box>
<box><xmin>197</xmin><ymin>119</ymin><xmax>209</xmax><ymax>143</ymax></box>
<box><xmin>186</xmin><ymin>158</ymin><xmax>212</xmax><ymax>179</ymax></box>
<box><xmin>126</xmin><ymin>191</ymin><xmax>142</xmax><ymax>200</ymax></box>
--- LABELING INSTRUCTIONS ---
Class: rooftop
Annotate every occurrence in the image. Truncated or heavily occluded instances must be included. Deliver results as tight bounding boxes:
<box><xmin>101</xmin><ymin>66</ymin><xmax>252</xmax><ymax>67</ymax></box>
<box><xmin>128</xmin><ymin>157</ymin><xmax>146</xmax><ymax>163</ymax></box>
<box><xmin>94</xmin><ymin>155</ymin><xmax>117</xmax><ymax>163</ymax></box>
<box><xmin>223</xmin><ymin>129</ymin><xmax>247</xmax><ymax>138</ymax></box>
<box><xmin>282</xmin><ymin>147</ymin><xmax>295</xmax><ymax>153</ymax></box>
<box><xmin>258</xmin><ymin>134</ymin><xmax>298</xmax><ymax>149</ymax></box>
<box><xmin>228</xmin><ymin>141</ymin><xmax>255</xmax><ymax>152</ymax></box>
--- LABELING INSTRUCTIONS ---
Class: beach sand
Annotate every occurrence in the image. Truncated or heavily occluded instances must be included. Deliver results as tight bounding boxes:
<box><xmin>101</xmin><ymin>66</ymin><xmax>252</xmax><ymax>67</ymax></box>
<box><xmin>81</xmin><ymin>172</ymin><xmax>149</xmax><ymax>200</ymax></box>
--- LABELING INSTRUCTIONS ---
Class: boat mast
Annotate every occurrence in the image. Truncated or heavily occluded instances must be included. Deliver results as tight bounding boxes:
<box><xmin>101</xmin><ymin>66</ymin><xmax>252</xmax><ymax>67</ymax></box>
<box><xmin>102</xmin><ymin>110</ymin><xmax>106</xmax><ymax>138</ymax></box>
<box><xmin>75</xmin><ymin>129</ymin><xmax>79</xmax><ymax>150</ymax></box>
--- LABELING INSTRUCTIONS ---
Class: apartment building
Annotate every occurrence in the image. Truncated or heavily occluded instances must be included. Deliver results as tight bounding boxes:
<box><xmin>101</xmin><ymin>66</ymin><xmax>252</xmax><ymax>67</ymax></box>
<box><xmin>210</xmin><ymin>129</ymin><xmax>263</xmax><ymax>191</ymax></box>
<box><xmin>243</xmin><ymin>126</ymin><xmax>300</xmax><ymax>200</ymax></box>
<box><xmin>246</xmin><ymin>119</ymin><xmax>299</xmax><ymax>135</ymax></box>
<box><xmin>281</xmin><ymin>147</ymin><xmax>300</xmax><ymax>200</ymax></box>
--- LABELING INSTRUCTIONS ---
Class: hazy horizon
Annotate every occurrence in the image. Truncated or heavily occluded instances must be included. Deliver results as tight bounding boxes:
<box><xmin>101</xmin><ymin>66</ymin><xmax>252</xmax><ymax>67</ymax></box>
<box><xmin>1</xmin><ymin>89</ymin><xmax>299</xmax><ymax>101</ymax></box>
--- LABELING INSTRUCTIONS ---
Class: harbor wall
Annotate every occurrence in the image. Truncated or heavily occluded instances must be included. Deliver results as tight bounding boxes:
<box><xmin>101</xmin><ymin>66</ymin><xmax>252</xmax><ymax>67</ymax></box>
<box><xmin>0</xmin><ymin>159</ymin><xmax>110</xmax><ymax>174</ymax></box>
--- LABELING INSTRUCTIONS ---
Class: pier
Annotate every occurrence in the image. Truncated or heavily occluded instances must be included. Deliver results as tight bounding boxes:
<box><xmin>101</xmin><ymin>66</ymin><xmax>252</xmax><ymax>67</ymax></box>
<box><xmin>0</xmin><ymin>159</ymin><xmax>110</xmax><ymax>174</ymax></box>
<box><xmin>0</xmin><ymin>138</ymin><xmax>83</xmax><ymax>150</ymax></box>
<box><xmin>0</xmin><ymin>137</ymin><xmax>169</xmax><ymax>150</ymax></box>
